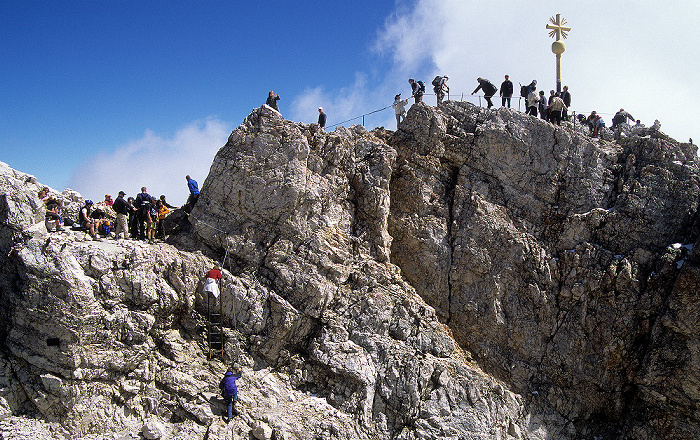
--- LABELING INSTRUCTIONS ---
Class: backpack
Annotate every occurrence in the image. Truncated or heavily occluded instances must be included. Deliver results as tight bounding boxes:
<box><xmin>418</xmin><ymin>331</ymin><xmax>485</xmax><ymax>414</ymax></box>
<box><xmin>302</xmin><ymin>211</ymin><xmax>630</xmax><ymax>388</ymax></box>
<box><xmin>520</xmin><ymin>85</ymin><xmax>529</xmax><ymax>98</ymax></box>
<box><xmin>99</xmin><ymin>222</ymin><xmax>111</xmax><ymax>236</ymax></box>
<box><xmin>417</xmin><ymin>80</ymin><xmax>425</xmax><ymax>93</ymax></box>
<box><xmin>432</xmin><ymin>76</ymin><xmax>443</xmax><ymax>87</ymax></box>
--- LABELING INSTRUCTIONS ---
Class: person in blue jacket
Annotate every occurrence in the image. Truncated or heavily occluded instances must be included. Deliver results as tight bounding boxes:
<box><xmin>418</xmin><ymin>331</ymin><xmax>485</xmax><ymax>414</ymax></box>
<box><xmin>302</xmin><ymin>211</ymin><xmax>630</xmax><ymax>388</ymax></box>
<box><xmin>185</xmin><ymin>175</ymin><xmax>199</xmax><ymax>213</ymax></box>
<box><xmin>219</xmin><ymin>367</ymin><xmax>242</xmax><ymax>422</ymax></box>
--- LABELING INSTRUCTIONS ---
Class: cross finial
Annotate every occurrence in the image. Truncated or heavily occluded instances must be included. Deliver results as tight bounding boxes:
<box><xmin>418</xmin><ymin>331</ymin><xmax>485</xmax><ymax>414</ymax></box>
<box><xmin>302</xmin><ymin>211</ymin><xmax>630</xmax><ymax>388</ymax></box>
<box><xmin>546</xmin><ymin>14</ymin><xmax>570</xmax><ymax>40</ymax></box>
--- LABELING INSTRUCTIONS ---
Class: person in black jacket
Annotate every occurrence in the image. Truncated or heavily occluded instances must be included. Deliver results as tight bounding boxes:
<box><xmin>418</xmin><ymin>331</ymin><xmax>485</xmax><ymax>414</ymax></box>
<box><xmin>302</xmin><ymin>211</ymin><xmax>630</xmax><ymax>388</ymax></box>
<box><xmin>317</xmin><ymin>107</ymin><xmax>326</xmax><ymax>128</ymax></box>
<box><xmin>112</xmin><ymin>191</ymin><xmax>133</xmax><ymax>239</ymax></box>
<box><xmin>266</xmin><ymin>91</ymin><xmax>280</xmax><ymax>112</ymax></box>
<box><xmin>561</xmin><ymin>85</ymin><xmax>571</xmax><ymax>121</ymax></box>
<box><xmin>500</xmin><ymin>75</ymin><xmax>514</xmax><ymax>108</ymax></box>
<box><xmin>471</xmin><ymin>77</ymin><xmax>498</xmax><ymax>109</ymax></box>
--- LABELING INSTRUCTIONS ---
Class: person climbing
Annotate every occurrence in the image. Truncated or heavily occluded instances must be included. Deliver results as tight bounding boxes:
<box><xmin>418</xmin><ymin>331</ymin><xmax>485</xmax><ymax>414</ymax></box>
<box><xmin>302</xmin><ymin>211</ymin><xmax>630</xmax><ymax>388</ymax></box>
<box><xmin>471</xmin><ymin>77</ymin><xmax>498</xmax><ymax>109</ymax></box>
<box><xmin>220</xmin><ymin>366</ymin><xmax>242</xmax><ymax>423</ymax></box>
<box><xmin>266</xmin><ymin>90</ymin><xmax>280</xmax><ymax>112</ymax></box>
<box><xmin>612</xmin><ymin>108</ymin><xmax>635</xmax><ymax>128</ymax></box>
<box><xmin>184</xmin><ymin>175</ymin><xmax>199</xmax><ymax>213</ymax></box>
<box><xmin>203</xmin><ymin>265</ymin><xmax>223</xmax><ymax>299</ymax></box>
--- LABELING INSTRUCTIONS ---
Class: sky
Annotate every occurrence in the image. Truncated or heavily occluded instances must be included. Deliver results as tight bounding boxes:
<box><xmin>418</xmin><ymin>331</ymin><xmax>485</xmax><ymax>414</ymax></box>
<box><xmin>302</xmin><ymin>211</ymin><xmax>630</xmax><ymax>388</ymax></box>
<box><xmin>1</xmin><ymin>1</ymin><xmax>698</xmax><ymax>205</ymax></box>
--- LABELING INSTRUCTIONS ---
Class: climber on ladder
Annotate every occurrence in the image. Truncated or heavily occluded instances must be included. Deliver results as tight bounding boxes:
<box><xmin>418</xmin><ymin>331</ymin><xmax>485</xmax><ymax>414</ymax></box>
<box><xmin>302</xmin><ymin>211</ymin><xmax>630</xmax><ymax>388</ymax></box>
<box><xmin>203</xmin><ymin>265</ymin><xmax>224</xmax><ymax>359</ymax></box>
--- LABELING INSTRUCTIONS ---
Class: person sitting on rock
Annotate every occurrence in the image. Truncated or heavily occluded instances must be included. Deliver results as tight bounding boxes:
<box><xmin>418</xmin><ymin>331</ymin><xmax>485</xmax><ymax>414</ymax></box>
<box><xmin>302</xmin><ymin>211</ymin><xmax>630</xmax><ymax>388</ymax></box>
<box><xmin>219</xmin><ymin>366</ymin><xmax>242</xmax><ymax>423</ymax></box>
<box><xmin>79</xmin><ymin>200</ymin><xmax>100</xmax><ymax>239</ymax></box>
<box><xmin>45</xmin><ymin>201</ymin><xmax>64</xmax><ymax>232</ymax></box>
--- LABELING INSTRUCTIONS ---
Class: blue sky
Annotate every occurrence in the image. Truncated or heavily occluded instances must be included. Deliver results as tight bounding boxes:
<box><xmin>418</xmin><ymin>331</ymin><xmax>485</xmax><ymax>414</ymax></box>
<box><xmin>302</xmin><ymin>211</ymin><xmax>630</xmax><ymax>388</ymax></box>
<box><xmin>2</xmin><ymin>1</ymin><xmax>698</xmax><ymax>205</ymax></box>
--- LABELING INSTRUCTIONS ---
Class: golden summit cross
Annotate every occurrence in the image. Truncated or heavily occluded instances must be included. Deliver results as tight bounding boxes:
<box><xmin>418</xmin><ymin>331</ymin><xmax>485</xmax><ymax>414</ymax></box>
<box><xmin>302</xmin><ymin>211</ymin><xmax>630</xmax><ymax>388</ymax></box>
<box><xmin>546</xmin><ymin>14</ymin><xmax>571</xmax><ymax>93</ymax></box>
<box><xmin>546</xmin><ymin>14</ymin><xmax>570</xmax><ymax>41</ymax></box>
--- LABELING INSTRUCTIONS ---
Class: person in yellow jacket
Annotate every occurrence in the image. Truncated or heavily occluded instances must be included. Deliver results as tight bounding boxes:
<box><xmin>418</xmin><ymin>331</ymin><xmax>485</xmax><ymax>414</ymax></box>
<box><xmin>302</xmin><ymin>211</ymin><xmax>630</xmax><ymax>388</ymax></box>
<box><xmin>156</xmin><ymin>199</ymin><xmax>170</xmax><ymax>240</ymax></box>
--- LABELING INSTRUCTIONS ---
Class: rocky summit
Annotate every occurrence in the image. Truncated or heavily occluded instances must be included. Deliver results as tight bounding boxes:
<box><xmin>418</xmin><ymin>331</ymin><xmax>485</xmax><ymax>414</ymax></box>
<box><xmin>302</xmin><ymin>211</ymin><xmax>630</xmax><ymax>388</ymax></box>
<box><xmin>0</xmin><ymin>102</ymin><xmax>698</xmax><ymax>440</ymax></box>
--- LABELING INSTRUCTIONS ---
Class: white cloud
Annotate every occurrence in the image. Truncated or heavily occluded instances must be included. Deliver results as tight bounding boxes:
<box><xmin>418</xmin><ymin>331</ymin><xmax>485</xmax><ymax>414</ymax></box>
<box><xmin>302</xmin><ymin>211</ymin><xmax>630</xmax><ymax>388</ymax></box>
<box><xmin>68</xmin><ymin>117</ymin><xmax>230</xmax><ymax>206</ymax></box>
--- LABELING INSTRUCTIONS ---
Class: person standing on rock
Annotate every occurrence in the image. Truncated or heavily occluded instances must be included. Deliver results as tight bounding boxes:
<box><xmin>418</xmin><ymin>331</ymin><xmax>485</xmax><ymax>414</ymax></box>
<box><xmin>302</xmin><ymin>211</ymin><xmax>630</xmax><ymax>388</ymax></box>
<box><xmin>185</xmin><ymin>175</ymin><xmax>199</xmax><ymax>213</ymax></box>
<box><xmin>134</xmin><ymin>187</ymin><xmax>155</xmax><ymax>240</ymax></box>
<box><xmin>408</xmin><ymin>78</ymin><xmax>424</xmax><ymax>103</ymax></box>
<box><xmin>266</xmin><ymin>90</ymin><xmax>280</xmax><ymax>112</ymax></box>
<box><xmin>112</xmin><ymin>191</ymin><xmax>132</xmax><ymax>240</ymax></box>
<box><xmin>612</xmin><ymin>108</ymin><xmax>635</xmax><ymax>128</ymax></box>
<box><xmin>317</xmin><ymin>107</ymin><xmax>326</xmax><ymax>129</ymax></box>
<box><xmin>526</xmin><ymin>86</ymin><xmax>539</xmax><ymax>117</ymax></box>
<box><xmin>548</xmin><ymin>93</ymin><xmax>567</xmax><ymax>126</ymax></box>
<box><xmin>220</xmin><ymin>366</ymin><xmax>242</xmax><ymax>423</ymax></box>
<box><xmin>561</xmin><ymin>85</ymin><xmax>571</xmax><ymax>121</ymax></box>
<box><xmin>393</xmin><ymin>94</ymin><xmax>408</xmax><ymax>127</ymax></box>
<box><xmin>471</xmin><ymin>77</ymin><xmax>498</xmax><ymax>109</ymax></box>
<box><xmin>432</xmin><ymin>75</ymin><xmax>449</xmax><ymax>106</ymax></box>
<box><xmin>500</xmin><ymin>75</ymin><xmax>513</xmax><ymax>108</ymax></box>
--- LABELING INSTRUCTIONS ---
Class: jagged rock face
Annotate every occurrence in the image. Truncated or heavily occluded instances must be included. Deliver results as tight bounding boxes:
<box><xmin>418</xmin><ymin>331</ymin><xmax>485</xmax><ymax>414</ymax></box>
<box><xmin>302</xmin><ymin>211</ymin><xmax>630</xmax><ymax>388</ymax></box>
<box><xmin>1</xmin><ymin>101</ymin><xmax>699</xmax><ymax>440</ymax></box>
<box><xmin>389</xmin><ymin>102</ymin><xmax>700</xmax><ymax>438</ymax></box>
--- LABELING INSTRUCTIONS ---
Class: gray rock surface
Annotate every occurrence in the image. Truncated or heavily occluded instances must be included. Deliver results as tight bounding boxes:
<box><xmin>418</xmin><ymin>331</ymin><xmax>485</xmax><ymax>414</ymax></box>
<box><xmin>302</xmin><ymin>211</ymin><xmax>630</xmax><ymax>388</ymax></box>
<box><xmin>0</xmin><ymin>100</ymin><xmax>698</xmax><ymax>439</ymax></box>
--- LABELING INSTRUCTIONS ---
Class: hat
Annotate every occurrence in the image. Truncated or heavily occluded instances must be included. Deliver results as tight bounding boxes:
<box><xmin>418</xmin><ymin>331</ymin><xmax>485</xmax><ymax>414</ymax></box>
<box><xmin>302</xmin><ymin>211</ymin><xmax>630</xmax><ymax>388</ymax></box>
<box><xmin>105</xmin><ymin>194</ymin><xmax>111</xmax><ymax>198</ymax></box>
<box><xmin>118</xmin><ymin>191</ymin><xmax>126</xmax><ymax>196</ymax></box>
<box><xmin>86</xmin><ymin>200</ymin><xmax>93</xmax><ymax>205</ymax></box>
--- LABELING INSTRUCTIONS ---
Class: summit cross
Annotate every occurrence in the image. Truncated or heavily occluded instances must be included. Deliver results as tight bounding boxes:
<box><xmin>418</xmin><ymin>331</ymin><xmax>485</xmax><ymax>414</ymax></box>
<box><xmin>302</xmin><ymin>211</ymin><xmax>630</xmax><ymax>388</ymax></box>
<box><xmin>546</xmin><ymin>14</ymin><xmax>570</xmax><ymax>41</ymax></box>
<box><xmin>546</xmin><ymin>14</ymin><xmax>571</xmax><ymax>93</ymax></box>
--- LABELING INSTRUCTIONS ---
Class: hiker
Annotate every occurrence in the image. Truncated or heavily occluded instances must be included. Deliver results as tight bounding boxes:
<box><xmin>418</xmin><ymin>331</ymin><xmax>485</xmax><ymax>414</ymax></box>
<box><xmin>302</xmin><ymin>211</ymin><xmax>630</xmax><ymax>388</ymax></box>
<box><xmin>156</xmin><ymin>199</ymin><xmax>170</xmax><ymax>240</ymax></box>
<box><xmin>538</xmin><ymin>91</ymin><xmax>547</xmax><ymax>119</ymax></box>
<box><xmin>432</xmin><ymin>75</ymin><xmax>449</xmax><ymax>106</ymax></box>
<box><xmin>548</xmin><ymin>93</ymin><xmax>567</xmax><ymax>125</ymax></box>
<box><xmin>521</xmin><ymin>80</ymin><xmax>537</xmax><ymax>110</ymax></box>
<box><xmin>612</xmin><ymin>108</ymin><xmax>635</xmax><ymax>128</ymax></box>
<box><xmin>112</xmin><ymin>191</ymin><xmax>132</xmax><ymax>239</ymax></box>
<box><xmin>203</xmin><ymin>265</ymin><xmax>223</xmax><ymax>299</ymax></box>
<box><xmin>392</xmin><ymin>94</ymin><xmax>408</xmax><ymax>127</ymax></box>
<box><xmin>147</xmin><ymin>199</ymin><xmax>157</xmax><ymax>243</ymax></box>
<box><xmin>317</xmin><ymin>107</ymin><xmax>326</xmax><ymax>129</ymax></box>
<box><xmin>266</xmin><ymin>91</ymin><xmax>280</xmax><ymax>112</ymax></box>
<box><xmin>134</xmin><ymin>187</ymin><xmax>155</xmax><ymax>240</ymax></box>
<box><xmin>471</xmin><ymin>77</ymin><xmax>498</xmax><ymax>109</ymax></box>
<box><xmin>45</xmin><ymin>202</ymin><xmax>64</xmax><ymax>232</ymax></box>
<box><xmin>103</xmin><ymin>194</ymin><xmax>113</xmax><ymax>207</ymax></box>
<box><xmin>408</xmin><ymin>78</ymin><xmax>425</xmax><ymax>103</ymax></box>
<box><xmin>587</xmin><ymin>111</ymin><xmax>605</xmax><ymax>136</ymax></box>
<box><xmin>79</xmin><ymin>200</ymin><xmax>100</xmax><ymax>240</ymax></box>
<box><xmin>500</xmin><ymin>75</ymin><xmax>513</xmax><ymax>108</ymax></box>
<box><xmin>526</xmin><ymin>86</ymin><xmax>539</xmax><ymax>116</ymax></box>
<box><xmin>159</xmin><ymin>194</ymin><xmax>176</xmax><ymax>210</ymax></box>
<box><xmin>561</xmin><ymin>86</ymin><xmax>571</xmax><ymax>120</ymax></box>
<box><xmin>185</xmin><ymin>175</ymin><xmax>199</xmax><ymax>213</ymax></box>
<box><xmin>547</xmin><ymin>90</ymin><xmax>556</xmax><ymax>121</ymax></box>
<box><xmin>127</xmin><ymin>197</ymin><xmax>139</xmax><ymax>238</ymax></box>
<box><xmin>219</xmin><ymin>366</ymin><xmax>242</xmax><ymax>423</ymax></box>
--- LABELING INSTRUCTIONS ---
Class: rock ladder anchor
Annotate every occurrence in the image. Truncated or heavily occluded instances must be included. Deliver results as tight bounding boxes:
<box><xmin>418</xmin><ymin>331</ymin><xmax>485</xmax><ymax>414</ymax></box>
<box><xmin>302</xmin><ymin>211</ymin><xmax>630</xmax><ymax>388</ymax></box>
<box><xmin>206</xmin><ymin>278</ymin><xmax>224</xmax><ymax>360</ymax></box>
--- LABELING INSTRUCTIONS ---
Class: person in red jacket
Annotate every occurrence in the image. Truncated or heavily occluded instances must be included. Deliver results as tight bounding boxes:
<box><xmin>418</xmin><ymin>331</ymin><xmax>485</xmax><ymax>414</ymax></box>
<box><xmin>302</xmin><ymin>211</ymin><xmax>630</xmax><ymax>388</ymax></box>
<box><xmin>203</xmin><ymin>265</ymin><xmax>223</xmax><ymax>299</ymax></box>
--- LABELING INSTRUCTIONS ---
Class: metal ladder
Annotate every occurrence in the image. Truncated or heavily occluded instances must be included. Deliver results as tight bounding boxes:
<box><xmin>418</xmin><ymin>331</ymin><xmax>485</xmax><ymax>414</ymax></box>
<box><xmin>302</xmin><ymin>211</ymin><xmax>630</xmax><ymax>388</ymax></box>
<box><xmin>206</xmin><ymin>280</ymin><xmax>224</xmax><ymax>360</ymax></box>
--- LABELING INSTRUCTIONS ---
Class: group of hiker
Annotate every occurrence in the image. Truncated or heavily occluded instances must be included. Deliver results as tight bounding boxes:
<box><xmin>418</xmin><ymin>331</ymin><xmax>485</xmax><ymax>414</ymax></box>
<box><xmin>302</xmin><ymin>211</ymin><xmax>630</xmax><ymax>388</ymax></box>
<box><xmin>394</xmin><ymin>75</ymin><xmax>638</xmax><ymax>137</ymax></box>
<box><xmin>40</xmin><ymin>175</ymin><xmax>201</xmax><ymax>242</ymax></box>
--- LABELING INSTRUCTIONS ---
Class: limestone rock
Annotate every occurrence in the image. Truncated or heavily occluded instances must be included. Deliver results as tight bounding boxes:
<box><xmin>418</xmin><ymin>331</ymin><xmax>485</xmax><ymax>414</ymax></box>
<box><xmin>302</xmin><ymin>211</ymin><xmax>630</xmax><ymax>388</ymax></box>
<box><xmin>1</xmin><ymin>101</ymin><xmax>699</xmax><ymax>440</ymax></box>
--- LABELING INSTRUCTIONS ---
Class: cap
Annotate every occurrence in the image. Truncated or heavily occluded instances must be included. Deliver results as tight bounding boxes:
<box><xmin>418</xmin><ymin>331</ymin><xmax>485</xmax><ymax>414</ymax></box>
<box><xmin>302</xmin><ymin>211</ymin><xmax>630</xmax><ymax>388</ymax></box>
<box><xmin>118</xmin><ymin>191</ymin><xmax>126</xmax><ymax>196</ymax></box>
